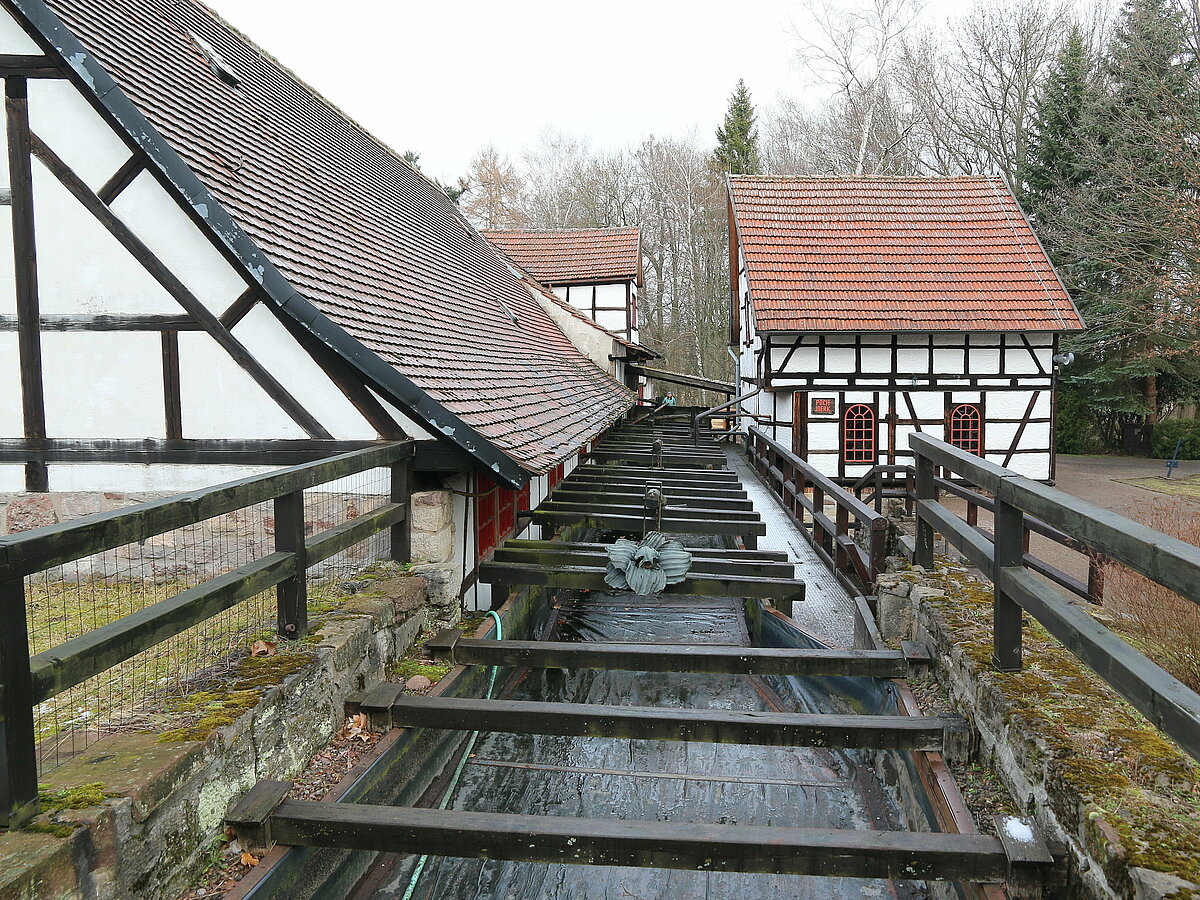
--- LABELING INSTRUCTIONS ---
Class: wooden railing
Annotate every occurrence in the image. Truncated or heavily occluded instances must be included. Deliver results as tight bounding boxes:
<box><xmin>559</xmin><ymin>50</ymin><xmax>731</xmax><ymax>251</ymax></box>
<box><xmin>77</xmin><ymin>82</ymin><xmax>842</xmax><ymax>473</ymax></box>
<box><xmin>691</xmin><ymin>388</ymin><xmax>761</xmax><ymax>445</ymax></box>
<box><xmin>910</xmin><ymin>433</ymin><xmax>1200</xmax><ymax>762</ymax></box>
<box><xmin>0</xmin><ymin>441</ymin><xmax>414</xmax><ymax>826</ymax></box>
<box><xmin>853</xmin><ymin>463</ymin><xmax>1107</xmax><ymax>605</ymax></box>
<box><xmin>747</xmin><ymin>426</ymin><xmax>889</xmax><ymax>595</ymax></box>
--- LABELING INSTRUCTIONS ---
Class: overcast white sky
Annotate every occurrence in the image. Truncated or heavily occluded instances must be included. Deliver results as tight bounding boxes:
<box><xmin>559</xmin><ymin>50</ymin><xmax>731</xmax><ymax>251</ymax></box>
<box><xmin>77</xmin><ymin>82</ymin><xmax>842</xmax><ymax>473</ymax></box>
<box><xmin>206</xmin><ymin>0</ymin><xmax>962</xmax><ymax>184</ymax></box>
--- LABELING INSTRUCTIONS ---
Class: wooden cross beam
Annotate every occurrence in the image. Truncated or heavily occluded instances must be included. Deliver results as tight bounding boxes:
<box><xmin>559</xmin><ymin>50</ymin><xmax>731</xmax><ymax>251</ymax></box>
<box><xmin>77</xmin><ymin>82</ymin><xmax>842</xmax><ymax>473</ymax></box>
<box><xmin>500</xmin><ymin>539</ymin><xmax>787</xmax><ymax>562</ymax></box>
<box><xmin>536</xmin><ymin>500</ymin><xmax>762</xmax><ymax>523</ymax></box>
<box><xmin>228</xmin><ymin>787</ymin><xmax>1053</xmax><ymax>891</ymax></box>
<box><xmin>527</xmin><ymin>510</ymin><xmax>767</xmax><ymax>538</ymax></box>
<box><xmin>371</xmin><ymin>695</ymin><xmax>955</xmax><ymax>751</ymax></box>
<box><xmin>477</xmin><ymin>560</ymin><xmax>796</xmax><ymax>600</ymax></box>
<box><xmin>424</xmin><ymin>630</ymin><xmax>926</xmax><ymax>678</ymax></box>
<box><xmin>490</xmin><ymin>546</ymin><xmax>791</xmax><ymax>577</ymax></box>
<box><xmin>548</xmin><ymin>490</ymin><xmax>755</xmax><ymax>511</ymax></box>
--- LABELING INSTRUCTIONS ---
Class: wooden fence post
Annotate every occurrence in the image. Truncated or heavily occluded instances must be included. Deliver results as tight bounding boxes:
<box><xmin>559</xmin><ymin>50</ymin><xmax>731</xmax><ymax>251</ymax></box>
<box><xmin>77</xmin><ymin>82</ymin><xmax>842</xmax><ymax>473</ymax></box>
<box><xmin>835</xmin><ymin>505</ymin><xmax>849</xmax><ymax>575</ymax></box>
<box><xmin>0</xmin><ymin>576</ymin><xmax>38</xmax><ymax>827</ymax></box>
<box><xmin>993</xmin><ymin>497</ymin><xmax>1025</xmax><ymax>672</ymax></box>
<box><xmin>915</xmin><ymin>453</ymin><xmax>935</xmax><ymax>569</ymax></box>
<box><xmin>273</xmin><ymin>491</ymin><xmax>308</xmax><ymax>639</ymax></box>
<box><xmin>390</xmin><ymin>460</ymin><xmax>411</xmax><ymax>565</ymax></box>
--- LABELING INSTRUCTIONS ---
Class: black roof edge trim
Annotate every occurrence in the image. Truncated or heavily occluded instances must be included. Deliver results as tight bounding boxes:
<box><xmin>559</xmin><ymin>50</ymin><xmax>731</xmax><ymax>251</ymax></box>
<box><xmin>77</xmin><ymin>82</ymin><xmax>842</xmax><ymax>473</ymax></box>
<box><xmin>6</xmin><ymin>0</ymin><xmax>530</xmax><ymax>489</ymax></box>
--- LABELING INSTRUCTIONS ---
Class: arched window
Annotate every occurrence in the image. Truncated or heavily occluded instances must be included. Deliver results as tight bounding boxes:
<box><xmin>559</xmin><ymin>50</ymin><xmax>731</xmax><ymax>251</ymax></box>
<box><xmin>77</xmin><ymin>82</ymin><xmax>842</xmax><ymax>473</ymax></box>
<box><xmin>842</xmin><ymin>404</ymin><xmax>876</xmax><ymax>463</ymax></box>
<box><xmin>949</xmin><ymin>404</ymin><xmax>983</xmax><ymax>455</ymax></box>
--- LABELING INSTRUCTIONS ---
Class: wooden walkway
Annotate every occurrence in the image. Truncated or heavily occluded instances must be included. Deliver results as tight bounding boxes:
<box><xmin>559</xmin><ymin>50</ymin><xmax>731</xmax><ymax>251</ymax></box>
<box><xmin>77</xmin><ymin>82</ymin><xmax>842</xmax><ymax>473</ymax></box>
<box><xmin>228</xmin><ymin>416</ymin><xmax>1054</xmax><ymax>897</ymax></box>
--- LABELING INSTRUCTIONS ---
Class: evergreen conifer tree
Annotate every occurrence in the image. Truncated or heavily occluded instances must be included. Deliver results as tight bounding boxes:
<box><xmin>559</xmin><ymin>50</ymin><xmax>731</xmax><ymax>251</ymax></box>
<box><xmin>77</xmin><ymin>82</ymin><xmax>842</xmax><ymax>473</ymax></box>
<box><xmin>714</xmin><ymin>79</ymin><xmax>762</xmax><ymax>175</ymax></box>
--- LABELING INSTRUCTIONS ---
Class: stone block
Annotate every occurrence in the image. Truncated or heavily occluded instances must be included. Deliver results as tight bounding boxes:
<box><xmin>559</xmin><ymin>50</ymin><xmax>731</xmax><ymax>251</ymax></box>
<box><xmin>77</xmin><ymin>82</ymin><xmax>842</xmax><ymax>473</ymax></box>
<box><xmin>316</xmin><ymin>617</ymin><xmax>375</xmax><ymax>672</ymax></box>
<box><xmin>411</xmin><ymin>526</ymin><xmax>452</xmax><ymax>563</ymax></box>
<box><xmin>374</xmin><ymin>574</ymin><xmax>427</xmax><ymax>617</ymax></box>
<box><xmin>410</xmin><ymin>490</ymin><xmax>451</xmax><ymax>533</ymax></box>
<box><xmin>0</xmin><ymin>830</ymin><xmax>78</xmax><ymax>900</ymax></box>
<box><xmin>40</xmin><ymin>733</ymin><xmax>205</xmax><ymax>824</ymax></box>
<box><xmin>5</xmin><ymin>494</ymin><xmax>58</xmax><ymax>534</ymax></box>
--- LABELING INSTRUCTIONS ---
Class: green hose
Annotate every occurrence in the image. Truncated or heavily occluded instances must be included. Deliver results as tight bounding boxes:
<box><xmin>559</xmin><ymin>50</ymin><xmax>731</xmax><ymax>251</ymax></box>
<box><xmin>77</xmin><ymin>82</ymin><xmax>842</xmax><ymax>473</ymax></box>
<box><xmin>401</xmin><ymin>609</ymin><xmax>502</xmax><ymax>900</ymax></box>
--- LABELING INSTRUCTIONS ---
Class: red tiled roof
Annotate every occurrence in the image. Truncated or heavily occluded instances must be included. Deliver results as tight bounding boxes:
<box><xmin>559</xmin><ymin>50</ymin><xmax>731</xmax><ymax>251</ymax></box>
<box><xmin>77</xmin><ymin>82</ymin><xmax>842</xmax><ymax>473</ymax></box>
<box><xmin>37</xmin><ymin>0</ymin><xmax>632</xmax><ymax>473</ymax></box>
<box><xmin>482</xmin><ymin>228</ymin><xmax>642</xmax><ymax>286</ymax></box>
<box><xmin>728</xmin><ymin>176</ymin><xmax>1083</xmax><ymax>332</ymax></box>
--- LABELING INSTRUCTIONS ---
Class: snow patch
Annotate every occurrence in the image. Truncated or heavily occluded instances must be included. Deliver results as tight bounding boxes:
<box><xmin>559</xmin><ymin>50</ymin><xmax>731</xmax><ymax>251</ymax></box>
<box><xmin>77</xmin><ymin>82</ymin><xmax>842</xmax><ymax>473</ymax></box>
<box><xmin>1003</xmin><ymin>817</ymin><xmax>1035</xmax><ymax>843</ymax></box>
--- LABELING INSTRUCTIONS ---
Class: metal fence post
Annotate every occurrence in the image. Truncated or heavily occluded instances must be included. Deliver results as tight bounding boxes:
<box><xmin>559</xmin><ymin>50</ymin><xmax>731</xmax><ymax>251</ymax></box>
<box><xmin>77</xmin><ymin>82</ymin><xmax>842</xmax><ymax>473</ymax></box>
<box><xmin>915</xmin><ymin>452</ymin><xmax>935</xmax><ymax>569</ymax></box>
<box><xmin>1</xmin><ymin>576</ymin><xmax>38</xmax><ymax>827</ymax></box>
<box><xmin>993</xmin><ymin>496</ymin><xmax>1025</xmax><ymax>672</ymax></box>
<box><xmin>390</xmin><ymin>459</ymin><xmax>411</xmax><ymax>565</ymax></box>
<box><xmin>273</xmin><ymin>491</ymin><xmax>308</xmax><ymax>639</ymax></box>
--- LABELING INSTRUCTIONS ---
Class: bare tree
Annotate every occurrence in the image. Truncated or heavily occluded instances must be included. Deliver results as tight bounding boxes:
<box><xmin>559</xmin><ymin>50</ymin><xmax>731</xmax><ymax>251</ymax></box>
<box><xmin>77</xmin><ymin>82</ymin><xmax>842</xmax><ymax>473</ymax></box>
<box><xmin>461</xmin><ymin>145</ymin><xmax>526</xmax><ymax>230</ymax></box>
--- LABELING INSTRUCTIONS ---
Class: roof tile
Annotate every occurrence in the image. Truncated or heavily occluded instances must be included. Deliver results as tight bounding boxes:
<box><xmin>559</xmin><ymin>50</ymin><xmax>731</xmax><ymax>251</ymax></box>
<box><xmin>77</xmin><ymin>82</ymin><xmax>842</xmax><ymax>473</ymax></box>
<box><xmin>483</xmin><ymin>228</ymin><xmax>641</xmax><ymax>286</ymax></box>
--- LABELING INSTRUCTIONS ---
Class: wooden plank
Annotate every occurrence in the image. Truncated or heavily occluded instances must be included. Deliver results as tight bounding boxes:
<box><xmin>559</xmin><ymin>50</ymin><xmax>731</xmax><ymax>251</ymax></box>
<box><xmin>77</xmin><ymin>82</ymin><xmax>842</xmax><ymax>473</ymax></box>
<box><xmin>560</xmin><ymin>480</ymin><xmax>749</xmax><ymax>500</ymax></box>
<box><xmin>1000</xmin><ymin>566</ymin><xmax>1200</xmax><ymax>763</ymax></box>
<box><xmin>27</xmin><ymin>132</ymin><xmax>334</xmax><ymax>441</ymax></box>
<box><xmin>537</xmin><ymin>500</ymin><xmax>761</xmax><ymax>523</ymax></box>
<box><xmin>917</xmin><ymin>499</ymin><xmax>993</xmax><ymax>573</ymax></box>
<box><xmin>383</xmin><ymin>696</ymin><xmax>950</xmax><ymax>751</ymax></box>
<box><xmin>478</xmin><ymin>560</ymin><xmax>800</xmax><ymax>601</ymax></box>
<box><xmin>585</xmin><ymin>451</ymin><xmax>723</xmax><ymax>469</ymax></box>
<box><xmin>530</xmin><ymin>509</ymin><xmax>766</xmax><ymax>537</ymax></box>
<box><xmin>219</xmin><ymin>288</ymin><xmax>259</xmax><ymax>329</ymax></box>
<box><xmin>305</xmin><ymin>502</ymin><xmax>406</xmax><ymax>566</ymax></box>
<box><xmin>626</xmin><ymin>364</ymin><xmax>735</xmax><ymax>394</ymax></box>
<box><xmin>28</xmin><ymin>551</ymin><xmax>297</xmax><ymax>702</ymax></box>
<box><xmin>254</xmin><ymin>800</ymin><xmax>1011</xmax><ymax>881</ymax></box>
<box><xmin>226</xmin><ymin>779</ymin><xmax>293</xmax><ymax>856</ymax></box>
<box><xmin>490</xmin><ymin>547</ymin><xmax>793</xmax><ymax>578</ymax></box>
<box><xmin>548</xmin><ymin>490</ymin><xmax>753</xmax><ymax>511</ymax></box>
<box><xmin>500</xmin><ymin>539</ymin><xmax>787</xmax><ymax>562</ymax></box>
<box><xmin>575</xmin><ymin>463</ymin><xmax>739</xmax><ymax>479</ymax></box>
<box><xmin>6</xmin><ymin>78</ymin><xmax>47</xmax><ymax>493</ymax></box>
<box><xmin>436</xmin><ymin>636</ymin><xmax>910</xmax><ymax>677</ymax></box>
<box><xmin>273</xmin><ymin>492</ymin><xmax>307</xmax><ymax>638</ymax></box>
<box><xmin>0</xmin><ymin>441</ymin><xmax>412</xmax><ymax>578</ymax></box>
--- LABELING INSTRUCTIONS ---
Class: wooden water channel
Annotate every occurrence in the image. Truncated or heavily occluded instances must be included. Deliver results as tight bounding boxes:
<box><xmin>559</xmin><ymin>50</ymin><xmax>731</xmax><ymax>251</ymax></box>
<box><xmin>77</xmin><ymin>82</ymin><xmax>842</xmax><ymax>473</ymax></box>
<box><xmin>228</xmin><ymin>418</ymin><xmax>1056</xmax><ymax>898</ymax></box>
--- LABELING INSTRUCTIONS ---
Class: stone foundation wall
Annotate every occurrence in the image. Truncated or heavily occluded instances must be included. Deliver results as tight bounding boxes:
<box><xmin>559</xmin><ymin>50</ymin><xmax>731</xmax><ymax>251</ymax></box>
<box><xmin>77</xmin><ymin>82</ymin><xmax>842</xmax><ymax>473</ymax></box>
<box><xmin>874</xmin><ymin>562</ymin><xmax>1200</xmax><ymax>900</ymax></box>
<box><xmin>406</xmin><ymin>489</ymin><xmax>462</xmax><ymax>627</ymax></box>
<box><xmin>0</xmin><ymin>573</ymin><xmax>431</xmax><ymax>900</ymax></box>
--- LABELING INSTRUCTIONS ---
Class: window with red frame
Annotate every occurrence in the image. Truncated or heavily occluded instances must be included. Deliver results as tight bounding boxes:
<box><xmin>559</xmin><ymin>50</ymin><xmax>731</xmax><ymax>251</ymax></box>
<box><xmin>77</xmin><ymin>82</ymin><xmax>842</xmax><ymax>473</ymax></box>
<box><xmin>842</xmin><ymin>404</ymin><xmax>877</xmax><ymax>463</ymax></box>
<box><xmin>948</xmin><ymin>403</ymin><xmax>983</xmax><ymax>455</ymax></box>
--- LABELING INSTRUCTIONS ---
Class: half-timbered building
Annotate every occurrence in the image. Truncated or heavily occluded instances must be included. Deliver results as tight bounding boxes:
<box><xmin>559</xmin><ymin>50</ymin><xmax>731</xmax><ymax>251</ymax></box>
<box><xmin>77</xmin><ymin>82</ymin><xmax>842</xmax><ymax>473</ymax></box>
<box><xmin>0</xmin><ymin>0</ymin><xmax>632</xmax><ymax>608</ymax></box>
<box><xmin>728</xmin><ymin>176</ymin><xmax>1084</xmax><ymax>482</ymax></box>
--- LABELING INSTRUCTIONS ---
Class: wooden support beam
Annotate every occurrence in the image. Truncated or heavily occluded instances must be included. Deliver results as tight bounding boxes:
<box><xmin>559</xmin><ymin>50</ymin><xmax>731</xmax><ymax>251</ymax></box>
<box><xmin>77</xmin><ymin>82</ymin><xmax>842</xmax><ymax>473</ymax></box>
<box><xmin>560</xmin><ymin>480</ymin><xmax>749</xmax><ymax>500</ymax></box>
<box><xmin>427</xmin><ymin>631</ymin><xmax>911</xmax><ymax>677</ymax></box>
<box><xmin>96</xmin><ymin>155</ymin><xmax>145</xmax><ymax>205</ymax></box>
<box><xmin>0</xmin><ymin>313</ymin><xmax>202</xmax><ymax>331</ymax></box>
<box><xmin>232</xmin><ymin>800</ymin><xmax>1020</xmax><ymax>882</ymax></box>
<box><xmin>490</xmin><ymin>546</ymin><xmax>791</xmax><ymax>578</ymax></box>
<box><xmin>478</xmin><ymin>560</ymin><xmax>800</xmax><ymax>601</ymax></box>
<box><xmin>501</xmin><ymin>539</ymin><xmax>787</xmax><ymax>562</ymax></box>
<box><xmin>27</xmin><ymin>132</ymin><xmax>334</xmax><ymax>440</ymax></box>
<box><xmin>0</xmin><ymin>438</ymin><xmax>379</xmax><ymax>466</ymax></box>
<box><xmin>7</xmin><ymin>77</ymin><xmax>47</xmax><ymax>492</ymax></box>
<box><xmin>627</xmin><ymin>364</ymin><xmax>735</xmax><ymax>395</ymax></box>
<box><xmin>529</xmin><ymin>509</ymin><xmax>766</xmax><ymax>537</ymax></box>
<box><xmin>380</xmin><ymin>695</ymin><xmax>951</xmax><ymax>751</ymax></box>
<box><xmin>548</xmin><ymin>490</ymin><xmax>753</xmax><ymax>511</ymax></box>
<box><xmin>0</xmin><ymin>55</ymin><xmax>60</xmax><ymax>78</ymax></box>
<box><xmin>537</xmin><ymin>499</ymin><xmax>761</xmax><ymax>523</ymax></box>
<box><xmin>572</xmin><ymin>465</ymin><xmax>740</xmax><ymax>482</ymax></box>
<box><xmin>0</xmin><ymin>576</ymin><xmax>38</xmax><ymax>827</ymax></box>
<box><xmin>585</xmin><ymin>451</ymin><xmax>722</xmax><ymax>469</ymax></box>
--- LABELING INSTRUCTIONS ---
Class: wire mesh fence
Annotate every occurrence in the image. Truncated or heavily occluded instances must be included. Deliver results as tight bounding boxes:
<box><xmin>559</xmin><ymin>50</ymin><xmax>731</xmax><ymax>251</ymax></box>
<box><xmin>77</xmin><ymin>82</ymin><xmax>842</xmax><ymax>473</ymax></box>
<box><xmin>23</xmin><ymin>464</ymin><xmax>394</xmax><ymax>776</ymax></box>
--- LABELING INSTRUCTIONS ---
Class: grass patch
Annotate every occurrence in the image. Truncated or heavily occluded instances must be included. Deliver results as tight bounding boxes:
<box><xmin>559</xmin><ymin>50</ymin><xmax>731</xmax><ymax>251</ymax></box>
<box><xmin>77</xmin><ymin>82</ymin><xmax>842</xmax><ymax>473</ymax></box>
<box><xmin>1117</xmin><ymin>474</ymin><xmax>1200</xmax><ymax>500</ymax></box>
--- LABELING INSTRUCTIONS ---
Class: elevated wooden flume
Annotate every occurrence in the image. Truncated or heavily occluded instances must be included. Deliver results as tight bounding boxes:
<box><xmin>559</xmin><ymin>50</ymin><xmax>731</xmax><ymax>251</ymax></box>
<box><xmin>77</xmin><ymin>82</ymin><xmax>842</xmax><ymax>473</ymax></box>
<box><xmin>228</xmin><ymin>412</ymin><xmax>1056</xmax><ymax>898</ymax></box>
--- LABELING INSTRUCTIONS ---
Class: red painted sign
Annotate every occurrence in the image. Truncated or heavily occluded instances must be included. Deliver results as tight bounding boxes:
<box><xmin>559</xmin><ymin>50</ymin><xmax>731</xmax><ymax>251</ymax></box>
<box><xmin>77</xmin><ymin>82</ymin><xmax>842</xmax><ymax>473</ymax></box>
<box><xmin>811</xmin><ymin>397</ymin><xmax>835</xmax><ymax>416</ymax></box>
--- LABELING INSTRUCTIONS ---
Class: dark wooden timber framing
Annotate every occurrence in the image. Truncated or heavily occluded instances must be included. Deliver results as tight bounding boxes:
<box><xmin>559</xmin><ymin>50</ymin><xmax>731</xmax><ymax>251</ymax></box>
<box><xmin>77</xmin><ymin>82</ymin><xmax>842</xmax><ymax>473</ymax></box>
<box><xmin>0</xmin><ymin>438</ymin><xmax>378</xmax><ymax>466</ymax></box>
<box><xmin>0</xmin><ymin>54</ymin><xmax>58</xmax><ymax>78</ymax></box>
<box><xmin>26</xmin><ymin>131</ymin><xmax>334</xmax><ymax>440</ymax></box>
<box><xmin>0</xmin><ymin>313</ymin><xmax>201</xmax><ymax>330</ymax></box>
<box><xmin>219</xmin><ymin>287</ymin><xmax>259</xmax><ymax>330</ymax></box>
<box><xmin>161</xmin><ymin>331</ymin><xmax>182</xmax><ymax>439</ymax></box>
<box><xmin>626</xmin><ymin>364</ymin><xmax>734</xmax><ymax>395</ymax></box>
<box><xmin>96</xmin><ymin>153</ymin><xmax>144</xmax><ymax>204</ymax></box>
<box><xmin>6</xmin><ymin>76</ymin><xmax>47</xmax><ymax>491</ymax></box>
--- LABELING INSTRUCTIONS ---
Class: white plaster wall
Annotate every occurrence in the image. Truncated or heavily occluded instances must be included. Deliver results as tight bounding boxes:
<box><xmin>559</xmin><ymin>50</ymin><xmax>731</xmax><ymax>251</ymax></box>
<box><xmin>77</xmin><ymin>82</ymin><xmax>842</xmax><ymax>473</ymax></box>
<box><xmin>29</xmin><ymin>79</ymin><xmax>131</xmax><ymax>193</ymax></box>
<box><xmin>32</xmin><ymin>164</ymin><xmax>181</xmax><ymax>314</ymax></box>
<box><xmin>0</xmin><ymin>81</ymin><xmax>11</xmax><ymax>192</ymax></box>
<box><xmin>47</xmin><ymin>463</ymin><xmax>277</xmax><ymax>492</ymax></box>
<box><xmin>594</xmin><ymin>308</ymin><xmax>626</xmax><ymax>333</ymax></box>
<box><xmin>0</xmin><ymin>333</ymin><xmax>21</xmax><ymax>437</ymax></box>
<box><xmin>370</xmin><ymin>391</ymin><xmax>434</xmax><ymax>441</ymax></box>
<box><xmin>0</xmin><ymin>9</ymin><xmax>40</xmax><ymax>57</ymax></box>
<box><xmin>594</xmin><ymin>283</ymin><xmax>627</xmax><ymax>307</ymax></box>
<box><xmin>0</xmin><ymin>207</ymin><xmax>15</xmax><ymax>316</ymax></box>
<box><xmin>111</xmin><ymin>171</ymin><xmax>246</xmax><ymax>315</ymax></box>
<box><xmin>41</xmin><ymin>332</ymin><xmax>165</xmax><ymax>437</ymax></box>
<box><xmin>527</xmin><ymin>284</ymin><xmax>615</xmax><ymax>375</ymax></box>
<box><xmin>231</xmin><ymin>304</ymin><xmax>375</xmax><ymax>439</ymax></box>
<box><xmin>177</xmin><ymin>331</ymin><xmax>307</xmax><ymax>438</ymax></box>
<box><xmin>0</xmin><ymin>465</ymin><xmax>23</xmax><ymax>491</ymax></box>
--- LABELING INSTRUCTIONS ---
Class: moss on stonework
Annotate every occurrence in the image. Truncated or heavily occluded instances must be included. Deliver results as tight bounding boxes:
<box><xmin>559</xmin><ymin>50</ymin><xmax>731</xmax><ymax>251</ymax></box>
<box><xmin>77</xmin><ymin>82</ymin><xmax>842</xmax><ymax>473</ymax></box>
<box><xmin>912</xmin><ymin>562</ymin><xmax>1200</xmax><ymax>884</ymax></box>
<box><xmin>37</xmin><ymin>782</ymin><xmax>112</xmax><ymax>815</ymax></box>
<box><xmin>158</xmin><ymin>649</ymin><xmax>314</xmax><ymax>743</ymax></box>
<box><xmin>388</xmin><ymin>658</ymin><xmax>451</xmax><ymax>684</ymax></box>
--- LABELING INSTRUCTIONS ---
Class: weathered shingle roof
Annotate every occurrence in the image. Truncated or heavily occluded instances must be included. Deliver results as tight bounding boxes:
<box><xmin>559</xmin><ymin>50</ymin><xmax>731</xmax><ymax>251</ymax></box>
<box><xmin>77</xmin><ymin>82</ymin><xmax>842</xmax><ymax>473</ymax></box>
<box><xmin>32</xmin><ymin>0</ymin><xmax>632</xmax><ymax>474</ymax></box>
<box><xmin>728</xmin><ymin>176</ymin><xmax>1083</xmax><ymax>332</ymax></box>
<box><xmin>482</xmin><ymin>228</ymin><xmax>642</xmax><ymax>286</ymax></box>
